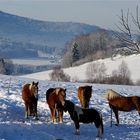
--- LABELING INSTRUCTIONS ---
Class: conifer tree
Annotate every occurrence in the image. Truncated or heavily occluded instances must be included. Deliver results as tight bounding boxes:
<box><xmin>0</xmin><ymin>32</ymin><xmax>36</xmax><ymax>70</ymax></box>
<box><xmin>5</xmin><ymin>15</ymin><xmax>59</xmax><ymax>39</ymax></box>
<box><xmin>72</xmin><ymin>42</ymin><xmax>80</xmax><ymax>63</ymax></box>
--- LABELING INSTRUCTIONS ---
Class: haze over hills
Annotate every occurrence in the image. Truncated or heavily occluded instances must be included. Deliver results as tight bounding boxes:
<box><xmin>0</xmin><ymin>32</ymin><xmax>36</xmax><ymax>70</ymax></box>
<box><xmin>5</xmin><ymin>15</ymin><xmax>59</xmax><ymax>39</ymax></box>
<box><xmin>0</xmin><ymin>11</ymin><xmax>100</xmax><ymax>58</ymax></box>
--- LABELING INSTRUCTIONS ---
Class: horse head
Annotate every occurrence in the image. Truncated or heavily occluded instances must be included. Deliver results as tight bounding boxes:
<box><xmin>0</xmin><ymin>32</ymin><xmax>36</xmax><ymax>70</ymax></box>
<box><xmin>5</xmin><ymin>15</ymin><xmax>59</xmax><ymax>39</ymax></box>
<box><xmin>29</xmin><ymin>81</ymin><xmax>39</xmax><ymax>99</ymax></box>
<box><xmin>63</xmin><ymin>100</ymin><xmax>74</xmax><ymax>113</ymax></box>
<box><xmin>56</xmin><ymin>88</ymin><xmax>66</xmax><ymax>106</ymax></box>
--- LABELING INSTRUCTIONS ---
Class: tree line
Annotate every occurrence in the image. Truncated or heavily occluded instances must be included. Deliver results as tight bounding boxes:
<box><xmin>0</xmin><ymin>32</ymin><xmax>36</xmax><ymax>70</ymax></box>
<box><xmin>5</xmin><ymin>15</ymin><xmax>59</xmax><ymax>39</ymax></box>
<box><xmin>62</xmin><ymin>29</ymin><xmax>122</xmax><ymax>67</ymax></box>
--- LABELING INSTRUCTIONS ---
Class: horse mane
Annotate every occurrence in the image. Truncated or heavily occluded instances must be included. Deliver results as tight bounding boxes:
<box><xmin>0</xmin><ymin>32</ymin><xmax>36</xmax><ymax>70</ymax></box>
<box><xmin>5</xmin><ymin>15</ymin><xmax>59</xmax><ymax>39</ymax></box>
<box><xmin>106</xmin><ymin>89</ymin><xmax>123</xmax><ymax>100</ymax></box>
<box><xmin>55</xmin><ymin>88</ymin><xmax>60</xmax><ymax>95</ymax></box>
<box><xmin>29</xmin><ymin>83</ymin><xmax>33</xmax><ymax>91</ymax></box>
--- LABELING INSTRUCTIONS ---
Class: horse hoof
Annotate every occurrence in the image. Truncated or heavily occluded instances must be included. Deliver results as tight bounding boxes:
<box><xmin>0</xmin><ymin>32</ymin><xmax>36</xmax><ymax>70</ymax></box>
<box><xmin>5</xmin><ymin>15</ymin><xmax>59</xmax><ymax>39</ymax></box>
<box><xmin>53</xmin><ymin>121</ymin><xmax>57</xmax><ymax>124</ymax></box>
<box><xmin>75</xmin><ymin>131</ymin><xmax>80</xmax><ymax>135</ymax></box>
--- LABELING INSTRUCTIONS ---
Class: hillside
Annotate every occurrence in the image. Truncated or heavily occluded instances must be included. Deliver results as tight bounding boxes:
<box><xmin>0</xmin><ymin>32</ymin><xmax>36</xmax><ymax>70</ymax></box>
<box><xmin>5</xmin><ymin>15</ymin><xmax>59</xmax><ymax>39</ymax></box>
<box><xmin>21</xmin><ymin>54</ymin><xmax>140</xmax><ymax>83</ymax></box>
<box><xmin>0</xmin><ymin>11</ymin><xmax>100</xmax><ymax>58</ymax></box>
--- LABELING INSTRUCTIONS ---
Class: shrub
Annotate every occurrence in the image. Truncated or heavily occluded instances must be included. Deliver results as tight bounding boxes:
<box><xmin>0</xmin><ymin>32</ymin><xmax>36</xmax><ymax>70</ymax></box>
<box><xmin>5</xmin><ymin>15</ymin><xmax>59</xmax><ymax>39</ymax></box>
<box><xmin>49</xmin><ymin>66</ymin><xmax>70</xmax><ymax>82</ymax></box>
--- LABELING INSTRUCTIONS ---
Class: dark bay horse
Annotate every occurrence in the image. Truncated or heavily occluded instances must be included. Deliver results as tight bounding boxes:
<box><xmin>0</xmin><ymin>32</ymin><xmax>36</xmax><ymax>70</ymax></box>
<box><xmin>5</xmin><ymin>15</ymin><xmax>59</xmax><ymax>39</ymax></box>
<box><xmin>22</xmin><ymin>81</ymin><xmax>39</xmax><ymax>119</ymax></box>
<box><xmin>106</xmin><ymin>89</ymin><xmax>140</xmax><ymax>126</ymax></box>
<box><xmin>46</xmin><ymin>87</ymin><xmax>66</xmax><ymax>123</ymax></box>
<box><xmin>77</xmin><ymin>85</ymin><xmax>92</xmax><ymax>108</ymax></box>
<box><xmin>63</xmin><ymin>100</ymin><xmax>104</xmax><ymax>138</ymax></box>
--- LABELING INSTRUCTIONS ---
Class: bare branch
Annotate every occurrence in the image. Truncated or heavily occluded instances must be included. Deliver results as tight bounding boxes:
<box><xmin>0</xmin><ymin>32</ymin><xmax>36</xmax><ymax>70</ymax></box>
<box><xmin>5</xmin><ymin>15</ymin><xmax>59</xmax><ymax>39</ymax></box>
<box><xmin>132</xmin><ymin>5</ymin><xmax>140</xmax><ymax>32</ymax></box>
<box><xmin>115</xmin><ymin>7</ymin><xmax>140</xmax><ymax>53</ymax></box>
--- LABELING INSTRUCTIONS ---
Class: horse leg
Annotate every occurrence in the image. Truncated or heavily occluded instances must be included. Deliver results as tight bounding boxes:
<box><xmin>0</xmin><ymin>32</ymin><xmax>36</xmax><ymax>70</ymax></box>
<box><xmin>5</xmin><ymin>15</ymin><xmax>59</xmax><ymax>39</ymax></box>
<box><xmin>113</xmin><ymin>108</ymin><xmax>119</xmax><ymax>126</ymax></box>
<box><xmin>34</xmin><ymin>100</ymin><xmax>38</xmax><ymax>120</ymax></box>
<box><xmin>29</xmin><ymin>103</ymin><xmax>33</xmax><ymax>116</ymax></box>
<box><xmin>109</xmin><ymin>104</ymin><xmax>113</xmax><ymax>127</ymax></box>
<box><xmin>58</xmin><ymin>110</ymin><xmax>63</xmax><ymax>123</ymax></box>
<box><xmin>74</xmin><ymin>121</ymin><xmax>80</xmax><ymax>135</ymax></box>
<box><xmin>50</xmin><ymin>108</ymin><xmax>56</xmax><ymax>123</ymax></box>
<box><xmin>136</xmin><ymin>105</ymin><xmax>140</xmax><ymax>116</ymax></box>
<box><xmin>25</xmin><ymin>102</ymin><xmax>29</xmax><ymax>119</ymax></box>
<box><xmin>97</xmin><ymin>125</ymin><xmax>103</xmax><ymax>138</ymax></box>
<box><xmin>95</xmin><ymin>114</ymin><xmax>104</xmax><ymax>138</ymax></box>
<box><xmin>111</xmin><ymin>107</ymin><xmax>112</xmax><ymax>127</ymax></box>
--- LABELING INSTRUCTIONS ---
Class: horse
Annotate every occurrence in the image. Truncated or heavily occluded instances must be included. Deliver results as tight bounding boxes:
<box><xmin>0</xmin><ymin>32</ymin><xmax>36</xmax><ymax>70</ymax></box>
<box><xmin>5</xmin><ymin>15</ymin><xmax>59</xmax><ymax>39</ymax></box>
<box><xmin>106</xmin><ymin>89</ymin><xmax>140</xmax><ymax>126</ymax></box>
<box><xmin>22</xmin><ymin>81</ymin><xmax>39</xmax><ymax>119</ymax></box>
<box><xmin>46</xmin><ymin>87</ymin><xmax>66</xmax><ymax>123</ymax></box>
<box><xmin>63</xmin><ymin>100</ymin><xmax>104</xmax><ymax>138</ymax></box>
<box><xmin>77</xmin><ymin>85</ymin><xmax>92</xmax><ymax>109</ymax></box>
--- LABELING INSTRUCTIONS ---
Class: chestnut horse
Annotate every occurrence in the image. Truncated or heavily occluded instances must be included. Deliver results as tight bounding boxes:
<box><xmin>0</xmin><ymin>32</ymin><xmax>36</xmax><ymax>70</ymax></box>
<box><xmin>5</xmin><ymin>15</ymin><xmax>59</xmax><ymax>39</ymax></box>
<box><xmin>63</xmin><ymin>100</ymin><xmax>104</xmax><ymax>138</ymax></box>
<box><xmin>77</xmin><ymin>85</ymin><xmax>92</xmax><ymax>108</ymax></box>
<box><xmin>46</xmin><ymin>87</ymin><xmax>66</xmax><ymax>123</ymax></box>
<box><xmin>106</xmin><ymin>89</ymin><xmax>140</xmax><ymax>126</ymax></box>
<box><xmin>22</xmin><ymin>81</ymin><xmax>39</xmax><ymax>119</ymax></box>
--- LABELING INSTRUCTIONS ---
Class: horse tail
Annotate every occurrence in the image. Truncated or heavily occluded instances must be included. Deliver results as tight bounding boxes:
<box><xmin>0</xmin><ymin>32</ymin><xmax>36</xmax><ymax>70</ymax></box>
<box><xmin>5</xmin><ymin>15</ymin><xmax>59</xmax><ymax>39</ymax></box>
<box><xmin>100</xmin><ymin>113</ymin><xmax>104</xmax><ymax>135</ymax></box>
<box><xmin>97</xmin><ymin>112</ymin><xmax>104</xmax><ymax>138</ymax></box>
<box><xmin>106</xmin><ymin>89</ymin><xmax>122</xmax><ymax>101</ymax></box>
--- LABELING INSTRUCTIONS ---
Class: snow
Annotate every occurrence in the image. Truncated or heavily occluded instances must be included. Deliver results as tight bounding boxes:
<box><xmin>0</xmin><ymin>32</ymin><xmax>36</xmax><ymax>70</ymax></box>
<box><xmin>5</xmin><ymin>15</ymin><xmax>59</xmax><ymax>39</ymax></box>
<box><xmin>21</xmin><ymin>54</ymin><xmax>140</xmax><ymax>83</ymax></box>
<box><xmin>12</xmin><ymin>59</ymin><xmax>58</xmax><ymax>66</ymax></box>
<box><xmin>0</xmin><ymin>74</ymin><xmax>140</xmax><ymax>140</ymax></box>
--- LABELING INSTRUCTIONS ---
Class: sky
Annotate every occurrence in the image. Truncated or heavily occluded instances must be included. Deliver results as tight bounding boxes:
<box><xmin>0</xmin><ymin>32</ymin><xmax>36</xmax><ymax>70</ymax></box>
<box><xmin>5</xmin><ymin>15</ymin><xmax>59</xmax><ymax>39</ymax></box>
<box><xmin>0</xmin><ymin>0</ymin><xmax>140</xmax><ymax>29</ymax></box>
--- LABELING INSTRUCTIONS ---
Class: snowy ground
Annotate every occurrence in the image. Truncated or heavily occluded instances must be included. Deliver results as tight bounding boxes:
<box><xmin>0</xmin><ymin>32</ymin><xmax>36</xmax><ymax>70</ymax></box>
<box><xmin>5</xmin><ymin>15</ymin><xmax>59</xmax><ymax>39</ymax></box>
<box><xmin>0</xmin><ymin>74</ymin><xmax>140</xmax><ymax>140</ymax></box>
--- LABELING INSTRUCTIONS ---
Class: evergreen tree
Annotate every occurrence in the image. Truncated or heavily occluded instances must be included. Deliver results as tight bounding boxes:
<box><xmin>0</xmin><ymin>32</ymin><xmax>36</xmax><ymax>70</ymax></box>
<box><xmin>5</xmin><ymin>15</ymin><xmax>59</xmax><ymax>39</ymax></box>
<box><xmin>72</xmin><ymin>42</ymin><xmax>80</xmax><ymax>63</ymax></box>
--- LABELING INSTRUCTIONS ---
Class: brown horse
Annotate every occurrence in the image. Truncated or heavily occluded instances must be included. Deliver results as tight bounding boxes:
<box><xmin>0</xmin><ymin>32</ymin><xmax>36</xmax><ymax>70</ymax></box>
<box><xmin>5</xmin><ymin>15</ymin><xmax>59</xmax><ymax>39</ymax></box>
<box><xmin>46</xmin><ymin>87</ymin><xmax>66</xmax><ymax>123</ymax></box>
<box><xmin>22</xmin><ymin>81</ymin><xmax>39</xmax><ymax>119</ymax></box>
<box><xmin>77</xmin><ymin>85</ymin><xmax>92</xmax><ymax>108</ymax></box>
<box><xmin>106</xmin><ymin>89</ymin><xmax>140</xmax><ymax>126</ymax></box>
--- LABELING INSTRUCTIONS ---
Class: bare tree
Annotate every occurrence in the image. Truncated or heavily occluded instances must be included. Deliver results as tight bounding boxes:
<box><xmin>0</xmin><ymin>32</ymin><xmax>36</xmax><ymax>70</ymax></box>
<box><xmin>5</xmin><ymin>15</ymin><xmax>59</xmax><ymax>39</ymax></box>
<box><xmin>109</xmin><ymin>61</ymin><xmax>132</xmax><ymax>85</ymax></box>
<box><xmin>118</xmin><ymin>60</ymin><xmax>131</xmax><ymax>79</ymax></box>
<box><xmin>115</xmin><ymin>6</ymin><xmax>140</xmax><ymax>53</ymax></box>
<box><xmin>86</xmin><ymin>62</ymin><xmax>106</xmax><ymax>83</ymax></box>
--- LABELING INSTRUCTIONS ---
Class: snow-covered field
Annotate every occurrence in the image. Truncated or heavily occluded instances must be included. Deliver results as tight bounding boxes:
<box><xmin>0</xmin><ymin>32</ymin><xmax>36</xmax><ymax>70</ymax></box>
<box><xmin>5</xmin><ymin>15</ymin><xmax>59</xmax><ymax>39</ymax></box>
<box><xmin>21</xmin><ymin>54</ymin><xmax>140</xmax><ymax>83</ymax></box>
<box><xmin>0</xmin><ymin>74</ymin><xmax>140</xmax><ymax>140</ymax></box>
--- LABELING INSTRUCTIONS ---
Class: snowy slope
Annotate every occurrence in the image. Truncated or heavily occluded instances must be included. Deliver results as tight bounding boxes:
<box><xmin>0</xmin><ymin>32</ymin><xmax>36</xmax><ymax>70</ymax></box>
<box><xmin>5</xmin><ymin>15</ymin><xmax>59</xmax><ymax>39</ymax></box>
<box><xmin>21</xmin><ymin>54</ymin><xmax>140</xmax><ymax>83</ymax></box>
<box><xmin>0</xmin><ymin>74</ymin><xmax>140</xmax><ymax>140</ymax></box>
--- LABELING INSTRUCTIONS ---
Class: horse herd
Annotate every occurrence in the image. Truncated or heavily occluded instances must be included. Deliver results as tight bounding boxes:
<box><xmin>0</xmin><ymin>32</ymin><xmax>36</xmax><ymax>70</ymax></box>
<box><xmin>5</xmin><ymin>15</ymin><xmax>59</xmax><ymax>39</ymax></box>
<box><xmin>22</xmin><ymin>81</ymin><xmax>140</xmax><ymax>138</ymax></box>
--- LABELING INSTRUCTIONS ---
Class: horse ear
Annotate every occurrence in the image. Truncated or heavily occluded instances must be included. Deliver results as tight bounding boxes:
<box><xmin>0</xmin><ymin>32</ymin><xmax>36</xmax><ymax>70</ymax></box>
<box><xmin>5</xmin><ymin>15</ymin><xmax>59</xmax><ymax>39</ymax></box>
<box><xmin>32</xmin><ymin>81</ymin><xmax>35</xmax><ymax>85</ymax></box>
<box><xmin>36</xmin><ymin>82</ymin><xmax>39</xmax><ymax>85</ymax></box>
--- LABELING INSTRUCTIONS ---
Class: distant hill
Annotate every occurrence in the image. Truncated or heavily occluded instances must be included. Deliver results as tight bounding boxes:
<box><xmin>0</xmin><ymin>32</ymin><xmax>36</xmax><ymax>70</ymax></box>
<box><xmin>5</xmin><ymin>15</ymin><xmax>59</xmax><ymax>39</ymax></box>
<box><xmin>0</xmin><ymin>11</ymin><xmax>100</xmax><ymax>58</ymax></box>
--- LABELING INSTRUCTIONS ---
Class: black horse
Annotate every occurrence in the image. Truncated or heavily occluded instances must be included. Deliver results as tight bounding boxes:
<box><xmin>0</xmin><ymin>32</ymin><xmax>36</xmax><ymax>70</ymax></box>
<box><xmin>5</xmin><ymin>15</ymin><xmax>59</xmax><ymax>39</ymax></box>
<box><xmin>63</xmin><ymin>100</ymin><xmax>104</xmax><ymax>138</ymax></box>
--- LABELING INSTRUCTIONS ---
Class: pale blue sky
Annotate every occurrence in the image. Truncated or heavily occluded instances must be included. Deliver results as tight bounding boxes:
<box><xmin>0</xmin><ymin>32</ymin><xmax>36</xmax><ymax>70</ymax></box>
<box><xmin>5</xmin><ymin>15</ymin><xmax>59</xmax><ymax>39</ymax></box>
<box><xmin>0</xmin><ymin>0</ymin><xmax>139</xmax><ymax>29</ymax></box>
